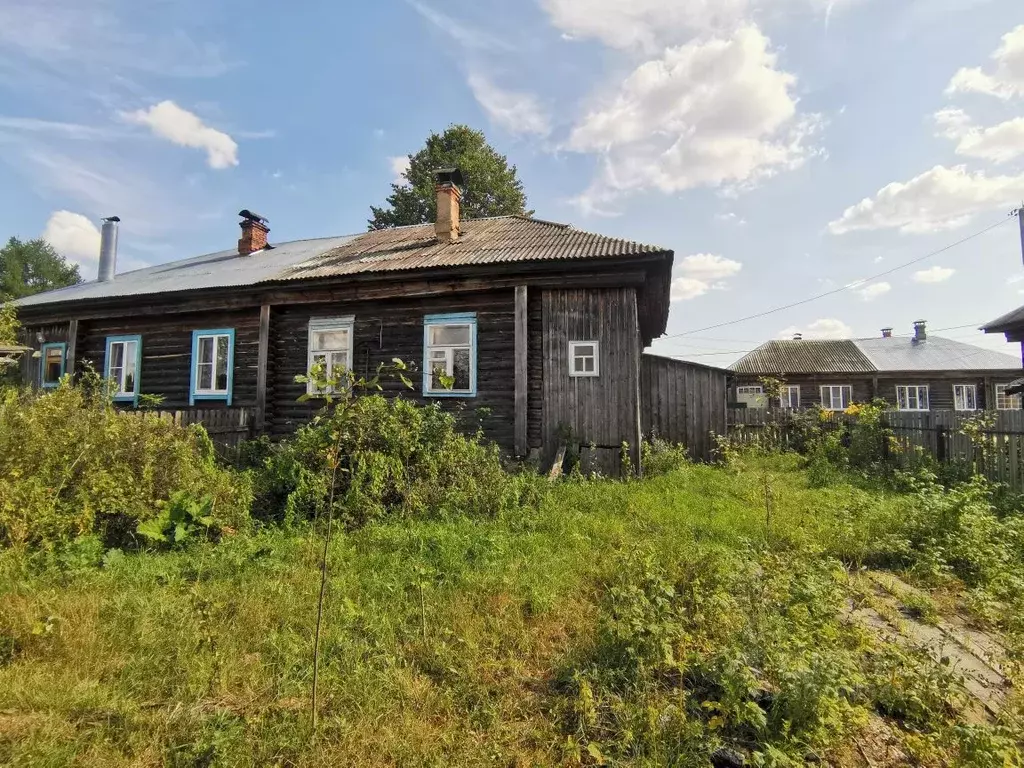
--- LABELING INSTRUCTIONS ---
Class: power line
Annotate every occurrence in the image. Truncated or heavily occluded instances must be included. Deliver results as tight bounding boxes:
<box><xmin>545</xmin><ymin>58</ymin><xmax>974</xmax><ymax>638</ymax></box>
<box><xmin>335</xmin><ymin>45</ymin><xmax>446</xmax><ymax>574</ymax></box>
<box><xmin>662</xmin><ymin>215</ymin><xmax>1015</xmax><ymax>339</ymax></box>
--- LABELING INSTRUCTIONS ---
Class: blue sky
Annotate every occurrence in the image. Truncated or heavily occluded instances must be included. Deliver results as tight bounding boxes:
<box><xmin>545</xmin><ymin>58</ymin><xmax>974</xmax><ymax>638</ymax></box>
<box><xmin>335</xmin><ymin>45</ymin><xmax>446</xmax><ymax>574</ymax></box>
<box><xmin>1</xmin><ymin>0</ymin><xmax>1023</xmax><ymax>365</ymax></box>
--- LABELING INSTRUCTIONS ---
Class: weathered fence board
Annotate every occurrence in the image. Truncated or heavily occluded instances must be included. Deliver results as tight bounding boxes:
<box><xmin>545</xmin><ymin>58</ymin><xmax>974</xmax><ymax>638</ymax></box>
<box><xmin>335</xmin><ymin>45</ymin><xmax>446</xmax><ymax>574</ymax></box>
<box><xmin>152</xmin><ymin>407</ymin><xmax>255</xmax><ymax>460</ymax></box>
<box><xmin>640</xmin><ymin>355</ymin><xmax>728</xmax><ymax>463</ymax></box>
<box><xmin>728</xmin><ymin>408</ymin><xmax>1024</xmax><ymax>489</ymax></box>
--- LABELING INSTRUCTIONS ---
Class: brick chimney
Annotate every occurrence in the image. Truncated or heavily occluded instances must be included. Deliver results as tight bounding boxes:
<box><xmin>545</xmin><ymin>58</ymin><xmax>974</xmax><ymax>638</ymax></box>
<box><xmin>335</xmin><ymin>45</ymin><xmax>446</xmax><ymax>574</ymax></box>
<box><xmin>913</xmin><ymin>320</ymin><xmax>927</xmax><ymax>344</ymax></box>
<box><xmin>881</xmin><ymin>327</ymin><xmax>893</xmax><ymax>338</ymax></box>
<box><xmin>237</xmin><ymin>209</ymin><xmax>270</xmax><ymax>255</ymax></box>
<box><xmin>434</xmin><ymin>168</ymin><xmax>465</xmax><ymax>244</ymax></box>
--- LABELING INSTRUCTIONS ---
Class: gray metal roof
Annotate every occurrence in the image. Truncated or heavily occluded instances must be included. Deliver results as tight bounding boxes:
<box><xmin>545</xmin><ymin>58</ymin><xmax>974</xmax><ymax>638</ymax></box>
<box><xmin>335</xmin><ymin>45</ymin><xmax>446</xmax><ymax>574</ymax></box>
<box><xmin>16</xmin><ymin>215</ymin><xmax>669</xmax><ymax>308</ymax></box>
<box><xmin>730</xmin><ymin>340</ymin><xmax>876</xmax><ymax>375</ymax></box>
<box><xmin>983</xmin><ymin>304</ymin><xmax>1024</xmax><ymax>333</ymax></box>
<box><xmin>731</xmin><ymin>336</ymin><xmax>1021</xmax><ymax>375</ymax></box>
<box><xmin>855</xmin><ymin>336</ymin><xmax>1020</xmax><ymax>372</ymax></box>
<box><xmin>16</xmin><ymin>234</ymin><xmax>358</xmax><ymax>307</ymax></box>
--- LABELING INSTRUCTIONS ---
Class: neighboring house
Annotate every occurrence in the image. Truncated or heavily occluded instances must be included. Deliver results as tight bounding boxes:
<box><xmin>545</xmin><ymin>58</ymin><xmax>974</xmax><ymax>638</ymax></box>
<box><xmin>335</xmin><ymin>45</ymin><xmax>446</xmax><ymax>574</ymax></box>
<box><xmin>982</xmin><ymin>304</ymin><xmax>1024</xmax><ymax>398</ymax></box>
<box><xmin>14</xmin><ymin>172</ymin><xmax>674</xmax><ymax>473</ymax></box>
<box><xmin>730</xmin><ymin>322</ymin><xmax>1022</xmax><ymax>411</ymax></box>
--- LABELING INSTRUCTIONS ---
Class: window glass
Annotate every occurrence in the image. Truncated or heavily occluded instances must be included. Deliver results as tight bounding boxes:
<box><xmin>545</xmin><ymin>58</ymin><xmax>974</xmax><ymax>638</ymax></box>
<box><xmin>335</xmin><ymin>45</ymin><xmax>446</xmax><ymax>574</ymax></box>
<box><xmin>782</xmin><ymin>386</ymin><xmax>800</xmax><ymax>409</ymax></box>
<box><xmin>821</xmin><ymin>385</ymin><xmax>852</xmax><ymax>410</ymax></box>
<box><xmin>954</xmin><ymin>385</ymin><xmax>976</xmax><ymax>411</ymax></box>
<box><xmin>996</xmin><ymin>384</ymin><xmax>1021</xmax><ymax>411</ymax></box>
<box><xmin>429</xmin><ymin>325</ymin><xmax>471</xmax><ymax>346</ymax></box>
<box><xmin>424</xmin><ymin>317</ymin><xmax>476</xmax><ymax>395</ymax></box>
<box><xmin>897</xmin><ymin>385</ymin><xmax>929</xmax><ymax>411</ymax></box>
<box><xmin>569</xmin><ymin>341</ymin><xmax>600</xmax><ymax>377</ymax></box>
<box><xmin>215</xmin><ymin>336</ymin><xmax>229</xmax><ymax>390</ymax></box>
<box><xmin>41</xmin><ymin>344</ymin><xmax>65</xmax><ymax>387</ymax></box>
<box><xmin>107</xmin><ymin>339</ymin><xmax>139</xmax><ymax>397</ymax></box>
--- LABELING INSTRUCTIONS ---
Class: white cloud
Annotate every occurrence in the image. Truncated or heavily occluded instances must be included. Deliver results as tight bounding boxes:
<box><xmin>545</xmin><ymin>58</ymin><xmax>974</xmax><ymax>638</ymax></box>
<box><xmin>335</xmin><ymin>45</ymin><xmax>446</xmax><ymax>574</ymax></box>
<box><xmin>122</xmin><ymin>101</ymin><xmax>238</xmax><ymax>169</ymax></box>
<box><xmin>914</xmin><ymin>266</ymin><xmax>956</xmax><ymax>283</ymax></box>
<box><xmin>467</xmin><ymin>74</ymin><xmax>550</xmax><ymax>137</ymax></box>
<box><xmin>677</xmin><ymin>253</ymin><xmax>743</xmax><ymax>281</ymax></box>
<box><xmin>671</xmin><ymin>277</ymin><xmax>713</xmax><ymax>301</ymax></box>
<box><xmin>827</xmin><ymin>165</ymin><xmax>1024</xmax><ymax>234</ymax></box>
<box><xmin>778</xmin><ymin>318</ymin><xmax>852</xmax><ymax>339</ymax></box>
<box><xmin>539</xmin><ymin>0</ymin><xmax>860</xmax><ymax>53</ymax></box>
<box><xmin>855</xmin><ymin>281</ymin><xmax>891</xmax><ymax>301</ymax></box>
<box><xmin>716</xmin><ymin>211</ymin><xmax>748</xmax><ymax>225</ymax></box>
<box><xmin>670</xmin><ymin>253</ymin><xmax>743</xmax><ymax>301</ymax></box>
<box><xmin>567</xmin><ymin>26</ymin><xmax>821</xmax><ymax>212</ymax></box>
<box><xmin>41</xmin><ymin>210</ymin><xmax>101</xmax><ymax>269</ymax></box>
<box><xmin>935</xmin><ymin>108</ymin><xmax>1024</xmax><ymax>164</ymax></box>
<box><xmin>388</xmin><ymin>155</ymin><xmax>411</xmax><ymax>185</ymax></box>
<box><xmin>946</xmin><ymin>24</ymin><xmax>1024</xmax><ymax>100</ymax></box>
<box><xmin>1008</xmin><ymin>274</ymin><xmax>1024</xmax><ymax>285</ymax></box>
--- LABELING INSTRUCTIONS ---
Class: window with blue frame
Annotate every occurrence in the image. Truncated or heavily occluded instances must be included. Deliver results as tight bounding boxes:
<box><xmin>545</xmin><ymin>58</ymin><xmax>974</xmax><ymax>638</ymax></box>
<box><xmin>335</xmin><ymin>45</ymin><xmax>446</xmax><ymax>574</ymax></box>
<box><xmin>105</xmin><ymin>335</ymin><xmax>142</xmax><ymax>405</ymax></box>
<box><xmin>423</xmin><ymin>312</ymin><xmax>477</xmax><ymax>397</ymax></box>
<box><xmin>190</xmin><ymin>329</ymin><xmax>235</xmax><ymax>405</ymax></box>
<box><xmin>40</xmin><ymin>342</ymin><xmax>66</xmax><ymax>388</ymax></box>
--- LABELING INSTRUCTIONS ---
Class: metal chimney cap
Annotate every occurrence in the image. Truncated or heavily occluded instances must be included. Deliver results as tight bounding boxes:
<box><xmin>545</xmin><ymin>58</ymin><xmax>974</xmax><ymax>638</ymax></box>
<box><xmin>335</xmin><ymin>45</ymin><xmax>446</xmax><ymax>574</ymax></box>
<box><xmin>434</xmin><ymin>167</ymin><xmax>466</xmax><ymax>188</ymax></box>
<box><xmin>102</xmin><ymin>215</ymin><xmax>121</xmax><ymax>223</ymax></box>
<box><xmin>238</xmin><ymin>209</ymin><xmax>270</xmax><ymax>225</ymax></box>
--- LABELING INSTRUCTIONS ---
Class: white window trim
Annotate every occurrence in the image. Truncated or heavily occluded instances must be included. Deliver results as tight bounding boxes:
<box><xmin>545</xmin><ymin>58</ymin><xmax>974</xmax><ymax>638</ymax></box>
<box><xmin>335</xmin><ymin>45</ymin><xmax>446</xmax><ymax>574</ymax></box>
<box><xmin>569</xmin><ymin>340</ymin><xmax>600</xmax><ymax>377</ymax></box>
<box><xmin>896</xmin><ymin>384</ymin><xmax>930</xmax><ymax>412</ymax></box>
<box><xmin>423</xmin><ymin>314</ymin><xmax>477</xmax><ymax>397</ymax></box>
<box><xmin>996</xmin><ymin>383</ymin><xmax>1021</xmax><ymax>411</ymax></box>
<box><xmin>782</xmin><ymin>385</ymin><xmax>801</xmax><ymax>409</ymax></box>
<box><xmin>820</xmin><ymin>385</ymin><xmax>852</xmax><ymax>411</ymax></box>
<box><xmin>736</xmin><ymin>385</ymin><xmax>764</xmax><ymax>396</ymax></box>
<box><xmin>953</xmin><ymin>384</ymin><xmax>978</xmax><ymax>412</ymax></box>
<box><xmin>193</xmin><ymin>333</ymin><xmax>232</xmax><ymax>396</ymax></box>
<box><xmin>307</xmin><ymin>316</ymin><xmax>355</xmax><ymax>395</ymax></box>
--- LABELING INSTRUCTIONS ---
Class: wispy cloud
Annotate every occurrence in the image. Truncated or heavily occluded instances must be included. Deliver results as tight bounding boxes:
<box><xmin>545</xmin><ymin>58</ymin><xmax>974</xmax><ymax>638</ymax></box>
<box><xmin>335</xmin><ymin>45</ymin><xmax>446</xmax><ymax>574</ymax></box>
<box><xmin>467</xmin><ymin>74</ymin><xmax>550</xmax><ymax>137</ymax></box>
<box><xmin>122</xmin><ymin>101</ymin><xmax>238</xmax><ymax>169</ymax></box>
<box><xmin>914</xmin><ymin>266</ymin><xmax>956</xmax><ymax>283</ymax></box>
<box><xmin>670</xmin><ymin>253</ymin><xmax>744</xmax><ymax>301</ymax></box>
<box><xmin>407</xmin><ymin>0</ymin><xmax>516</xmax><ymax>52</ymax></box>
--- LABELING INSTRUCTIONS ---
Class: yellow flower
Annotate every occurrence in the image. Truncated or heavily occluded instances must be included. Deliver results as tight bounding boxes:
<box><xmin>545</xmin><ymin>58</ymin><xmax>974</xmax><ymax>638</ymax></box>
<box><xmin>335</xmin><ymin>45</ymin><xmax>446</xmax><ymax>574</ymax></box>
<box><xmin>844</xmin><ymin>403</ymin><xmax>862</xmax><ymax>416</ymax></box>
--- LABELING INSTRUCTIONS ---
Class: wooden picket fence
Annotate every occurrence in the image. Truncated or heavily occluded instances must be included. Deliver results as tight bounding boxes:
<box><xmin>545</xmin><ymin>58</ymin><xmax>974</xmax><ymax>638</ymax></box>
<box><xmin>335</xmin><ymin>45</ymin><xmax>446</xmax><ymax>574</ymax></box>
<box><xmin>728</xmin><ymin>408</ymin><xmax>1024</xmax><ymax>490</ymax></box>
<box><xmin>151</xmin><ymin>407</ymin><xmax>256</xmax><ymax>461</ymax></box>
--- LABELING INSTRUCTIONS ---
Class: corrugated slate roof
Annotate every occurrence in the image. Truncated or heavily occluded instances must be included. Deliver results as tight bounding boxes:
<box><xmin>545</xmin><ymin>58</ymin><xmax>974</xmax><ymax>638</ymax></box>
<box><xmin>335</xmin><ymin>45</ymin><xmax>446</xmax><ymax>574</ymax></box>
<box><xmin>282</xmin><ymin>216</ymin><xmax>667</xmax><ymax>280</ymax></box>
<box><xmin>855</xmin><ymin>336</ymin><xmax>1020</xmax><ymax>371</ymax></box>
<box><xmin>16</xmin><ymin>216</ymin><xmax>669</xmax><ymax>308</ymax></box>
<box><xmin>730</xmin><ymin>336</ymin><xmax>1021</xmax><ymax>375</ymax></box>
<box><xmin>730</xmin><ymin>340</ymin><xmax>875</xmax><ymax>375</ymax></box>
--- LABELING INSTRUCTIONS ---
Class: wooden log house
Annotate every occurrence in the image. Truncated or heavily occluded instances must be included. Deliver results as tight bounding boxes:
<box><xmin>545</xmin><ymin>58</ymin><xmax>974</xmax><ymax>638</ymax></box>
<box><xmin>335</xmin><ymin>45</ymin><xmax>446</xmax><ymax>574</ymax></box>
<box><xmin>14</xmin><ymin>172</ymin><xmax>674</xmax><ymax>474</ymax></box>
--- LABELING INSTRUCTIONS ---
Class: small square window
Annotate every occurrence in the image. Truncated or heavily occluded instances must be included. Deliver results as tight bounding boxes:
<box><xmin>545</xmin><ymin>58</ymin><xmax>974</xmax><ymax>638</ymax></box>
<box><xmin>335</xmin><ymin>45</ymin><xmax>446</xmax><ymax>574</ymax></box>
<box><xmin>996</xmin><ymin>384</ymin><xmax>1021</xmax><ymax>411</ymax></box>
<box><xmin>569</xmin><ymin>341</ymin><xmax>600</xmax><ymax>377</ymax></box>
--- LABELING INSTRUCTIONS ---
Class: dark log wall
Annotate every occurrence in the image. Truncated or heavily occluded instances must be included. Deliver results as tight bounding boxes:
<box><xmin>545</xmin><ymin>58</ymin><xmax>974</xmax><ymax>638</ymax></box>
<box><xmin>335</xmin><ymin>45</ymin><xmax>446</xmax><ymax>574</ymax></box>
<box><xmin>541</xmin><ymin>288</ymin><xmax>642</xmax><ymax>475</ymax></box>
<box><xmin>641</xmin><ymin>355</ymin><xmax>728</xmax><ymax>462</ymax></box>
<box><xmin>269</xmin><ymin>290</ymin><xmax>517</xmax><ymax>449</ymax></box>
<box><xmin>73</xmin><ymin>310</ymin><xmax>261</xmax><ymax>408</ymax></box>
<box><xmin>18</xmin><ymin>323</ymin><xmax>71</xmax><ymax>385</ymax></box>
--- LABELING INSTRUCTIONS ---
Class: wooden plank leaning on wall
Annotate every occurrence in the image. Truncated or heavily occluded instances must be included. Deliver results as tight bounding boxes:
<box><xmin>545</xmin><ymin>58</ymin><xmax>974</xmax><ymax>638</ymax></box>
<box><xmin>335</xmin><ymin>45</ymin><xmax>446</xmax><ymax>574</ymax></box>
<box><xmin>255</xmin><ymin>304</ymin><xmax>271</xmax><ymax>433</ymax></box>
<box><xmin>514</xmin><ymin>286</ymin><xmax>528</xmax><ymax>457</ymax></box>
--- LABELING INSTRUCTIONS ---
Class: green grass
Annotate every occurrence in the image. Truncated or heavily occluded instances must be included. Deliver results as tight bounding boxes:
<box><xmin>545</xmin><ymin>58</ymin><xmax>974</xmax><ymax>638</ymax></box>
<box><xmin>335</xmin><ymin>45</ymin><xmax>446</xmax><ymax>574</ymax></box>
<box><xmin>0</xmin><ymin>455</ymin><xmax>1020</xmax><ymax>766</ymax></box>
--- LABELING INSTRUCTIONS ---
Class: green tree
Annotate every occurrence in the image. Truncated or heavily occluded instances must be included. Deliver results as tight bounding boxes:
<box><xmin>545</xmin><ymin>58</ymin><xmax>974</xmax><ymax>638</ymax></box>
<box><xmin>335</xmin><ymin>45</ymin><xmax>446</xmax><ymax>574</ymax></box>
<box><xmin>0</xmin><ymin>237</ymin><xmax>82</xmax><ymax>301</ymax></box>
<box><xmin>368</xmin><ymin>125</ymin><xmax>529</xmax><ymax>230</ymax></box>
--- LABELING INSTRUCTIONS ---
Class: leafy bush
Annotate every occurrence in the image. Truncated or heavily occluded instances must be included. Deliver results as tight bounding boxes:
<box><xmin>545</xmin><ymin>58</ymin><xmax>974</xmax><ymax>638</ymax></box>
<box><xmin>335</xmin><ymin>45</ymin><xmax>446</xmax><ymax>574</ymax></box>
<box><xmin>0</xmin><ymin>379</ymin><xmax>251</xmax><ymax>550</ymax></box>
<box><xmin>641</xmin><ymin>437</ymin><xmax>690</xmax><ymax>478</ymax></box>
<box><xmin>251</xmin><ymin>394</ymin><xmax>541</xmax><ymax>528</ymax></box>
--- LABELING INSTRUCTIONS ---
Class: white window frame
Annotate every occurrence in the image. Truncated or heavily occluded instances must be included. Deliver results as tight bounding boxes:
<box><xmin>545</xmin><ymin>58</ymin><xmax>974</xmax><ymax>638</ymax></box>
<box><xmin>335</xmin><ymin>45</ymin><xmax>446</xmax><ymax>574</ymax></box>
<box><xmin>569</xmin><ymin>340</ymin><xmax>600</xmax><ymax>377</ymax></box>
<box><xmin>307</xmin><ymin>316</ymin><xmax>355</xmax><ymax>395</ymax></box>
<box><xmin>190</xmin><ymin>329</ymin><xmax>234</xmax><ymax>404</ymax></box>
<box><xmin>105</xmin><ymin>335</ymin><xmax>142</xmax><ymax>404</ymax></box>
<box><xmin>820</xmin><ymin>385</ymin><xmax>852</xmax><ymax>411</ymax></box>
<box><xmin>736</xmin><ymin>385</ymin><xmax>764</xmax><ymax>397</ymax></box>
<box><xmin>423</xmin><ymin>313</ymin><xmax>477</xmax><ymax>397</ymax></box>
<box><xmin>996</xmin><ymin>383</ymin><xmax>1022</xmax><ymax>411</ymax></box>
<box><xmin>781</xmin><ymin>385</ymin><xmax>801</xmax><ymax>409</ymax></box>
<box><xmin>896</xmin><ymin>385</ymin><xmax>930</xmax><ymax>412</ymax></box>
<box><xmin>953</xmin><ymin>384</ymin><xmax>978</xmax><ymax>412</ymax></box>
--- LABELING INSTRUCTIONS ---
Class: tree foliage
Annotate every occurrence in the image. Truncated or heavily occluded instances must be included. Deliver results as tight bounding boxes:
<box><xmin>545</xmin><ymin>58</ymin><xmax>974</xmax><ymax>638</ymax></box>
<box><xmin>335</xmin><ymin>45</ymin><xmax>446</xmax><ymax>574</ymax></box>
<box><xmin>0</xmin><ymin>237</ymin><xmax>82</xmax><ymax>301</ymax></box>
<box><xmin>368</xmin><ymin>125</ymin><xmax>529</xmax><ymax>230</ymax></box>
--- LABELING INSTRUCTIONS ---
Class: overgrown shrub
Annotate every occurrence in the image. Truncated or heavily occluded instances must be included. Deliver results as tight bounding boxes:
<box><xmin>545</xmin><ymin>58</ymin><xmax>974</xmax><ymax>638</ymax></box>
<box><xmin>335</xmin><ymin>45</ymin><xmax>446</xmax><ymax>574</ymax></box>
<box><xmin>251</xmin><ymin>394</ymin><xmax>541</xmax><ymax>528</ymax></box>
<box><xmin>0</xmin><ymin>379</ymin><xmax>251</xmax><ymax>550</ymax></box>
<box><xmin>641</xmin><ymin>437</ymin><xmax>690</xmax><ymax>478</ymax></box>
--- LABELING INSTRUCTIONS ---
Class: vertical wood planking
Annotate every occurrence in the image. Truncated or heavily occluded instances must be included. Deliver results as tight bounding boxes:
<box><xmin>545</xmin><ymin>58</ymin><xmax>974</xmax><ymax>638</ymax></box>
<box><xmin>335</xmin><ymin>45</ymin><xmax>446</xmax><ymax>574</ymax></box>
<box><xmin>514</xmin><ymin>285</ymin><xmax>528</xmax><ymax>456</ymax></box>
<box><xmin>255</xmin><ymin>303</ymin><xmax>271</xmax><ymax>434</ymax></box>
<box><xmin>66</xmin><ymin>319</ymin><xmax>79</xmax><ymax>376</ymax></box>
